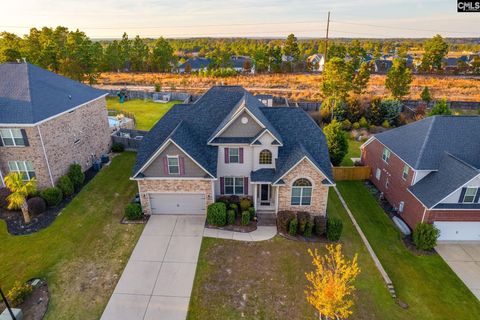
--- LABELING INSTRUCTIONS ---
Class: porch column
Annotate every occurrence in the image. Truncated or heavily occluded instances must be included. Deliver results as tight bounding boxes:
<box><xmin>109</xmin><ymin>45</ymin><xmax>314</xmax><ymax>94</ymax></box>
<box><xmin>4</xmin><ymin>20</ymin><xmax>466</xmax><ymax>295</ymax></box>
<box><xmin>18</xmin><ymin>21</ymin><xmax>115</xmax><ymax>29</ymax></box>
<box><xmin>275</xmin><ymin>186</ymin><xmax>279</xmax><ymax>214</ymax></box>
<box><xmin>253</xmin><ymin>184</ymin><xmax>257</xmax><ymax>210</ymax></box>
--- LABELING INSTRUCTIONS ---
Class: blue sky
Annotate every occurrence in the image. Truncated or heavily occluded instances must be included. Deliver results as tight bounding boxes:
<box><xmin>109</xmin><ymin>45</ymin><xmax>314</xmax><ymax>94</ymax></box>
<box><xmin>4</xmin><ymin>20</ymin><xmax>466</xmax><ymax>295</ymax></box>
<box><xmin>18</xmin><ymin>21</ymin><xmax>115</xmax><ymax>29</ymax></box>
<box><xmin>2</xmin><ymin>0</ymin><xmax>479</xmax><ymax>38</ymax></box>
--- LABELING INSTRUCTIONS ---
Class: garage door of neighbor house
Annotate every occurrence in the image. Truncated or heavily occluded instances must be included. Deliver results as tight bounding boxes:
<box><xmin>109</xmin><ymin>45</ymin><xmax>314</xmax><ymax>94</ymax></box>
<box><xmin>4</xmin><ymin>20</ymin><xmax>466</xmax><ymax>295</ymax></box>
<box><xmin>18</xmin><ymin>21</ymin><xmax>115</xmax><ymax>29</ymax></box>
<box><xmin>434</xmin><ymin>222</ymin><xmax>480</xmax><ymax>241</ymax></box>
<box><xmin>149</xmin><ymin>193</ymin><xmax>206</xmax><ymax>215</ymax></box>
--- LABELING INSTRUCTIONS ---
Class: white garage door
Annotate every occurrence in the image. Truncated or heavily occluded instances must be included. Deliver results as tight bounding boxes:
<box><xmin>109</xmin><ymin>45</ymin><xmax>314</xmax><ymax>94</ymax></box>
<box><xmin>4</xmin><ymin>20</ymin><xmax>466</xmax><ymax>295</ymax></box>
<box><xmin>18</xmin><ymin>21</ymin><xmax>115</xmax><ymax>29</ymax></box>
<box><xmin>149</xmin><ymin>193</ymin><xmax>205</xmax><ymax>215</ymax></box>
<box><xmin>434</xmin><ymin>222</ymin><xmax>480</xmax><ymax>241</ymax></box>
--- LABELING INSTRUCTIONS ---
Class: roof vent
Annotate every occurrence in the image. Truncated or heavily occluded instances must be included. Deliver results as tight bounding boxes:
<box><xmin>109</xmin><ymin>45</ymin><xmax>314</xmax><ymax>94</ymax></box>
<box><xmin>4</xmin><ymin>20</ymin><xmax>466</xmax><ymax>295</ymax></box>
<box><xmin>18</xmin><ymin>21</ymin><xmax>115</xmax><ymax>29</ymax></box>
<box><xmin>68</xmin><ymin>94</ymin><xmax>72</xmax><ymax>100</ymax></box>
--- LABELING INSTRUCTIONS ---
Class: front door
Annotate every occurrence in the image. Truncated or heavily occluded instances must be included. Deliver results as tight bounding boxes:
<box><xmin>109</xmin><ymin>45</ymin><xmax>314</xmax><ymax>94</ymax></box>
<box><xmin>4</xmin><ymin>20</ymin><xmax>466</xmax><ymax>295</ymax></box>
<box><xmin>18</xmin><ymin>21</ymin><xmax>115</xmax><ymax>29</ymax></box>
<box><xmin>260</xmin><ymin>184</ymin><xmax>270</xmax><ymax>205</ymax></box>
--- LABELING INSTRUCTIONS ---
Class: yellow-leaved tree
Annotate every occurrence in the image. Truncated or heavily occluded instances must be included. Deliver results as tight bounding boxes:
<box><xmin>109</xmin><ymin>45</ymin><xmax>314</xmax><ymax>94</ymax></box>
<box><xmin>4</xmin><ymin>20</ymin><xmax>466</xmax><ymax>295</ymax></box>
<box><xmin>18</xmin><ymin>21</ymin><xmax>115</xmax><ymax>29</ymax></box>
<box><xmin>305</xmin><ymin>244</ymin><xmax>360</xmax><ymax>320</ymax></box>
<box><xmin>4</xmin><ymin>172</ymin><xmax>37</xmax><ymax>224</ymax></box>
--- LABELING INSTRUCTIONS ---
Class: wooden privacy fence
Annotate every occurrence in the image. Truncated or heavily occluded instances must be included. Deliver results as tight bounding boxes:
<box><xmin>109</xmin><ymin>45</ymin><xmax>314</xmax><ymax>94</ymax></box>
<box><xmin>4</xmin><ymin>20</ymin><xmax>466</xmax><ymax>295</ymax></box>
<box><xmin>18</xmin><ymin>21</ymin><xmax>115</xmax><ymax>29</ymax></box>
<box><xmin>332</xmin><ymin>166</ymin><xmax>371</xmax><ymax>181</ymax></box>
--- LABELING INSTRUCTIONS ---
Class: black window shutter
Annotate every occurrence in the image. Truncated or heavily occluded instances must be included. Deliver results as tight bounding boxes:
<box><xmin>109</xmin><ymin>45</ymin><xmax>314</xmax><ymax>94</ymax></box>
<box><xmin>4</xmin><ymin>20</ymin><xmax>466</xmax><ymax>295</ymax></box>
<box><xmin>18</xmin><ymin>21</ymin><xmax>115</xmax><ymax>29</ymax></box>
<box><xmin>21</xmin><ymin>129</ymin><xmax>29</xmax><ymax>146</ymax></box>
<box><xmin>458</xmin><ymin>187</ymin><xmax>467</xmax><ymax>203</ymax></box>
<box><xmin>475</xmin><ymin>189</ymin><xmax>480</xmax><ymax>203</ymax></box>
<box><xmin>0</xmin><ymin>134</ymin><xmax>3</xmax><ymax>146</ymax></box>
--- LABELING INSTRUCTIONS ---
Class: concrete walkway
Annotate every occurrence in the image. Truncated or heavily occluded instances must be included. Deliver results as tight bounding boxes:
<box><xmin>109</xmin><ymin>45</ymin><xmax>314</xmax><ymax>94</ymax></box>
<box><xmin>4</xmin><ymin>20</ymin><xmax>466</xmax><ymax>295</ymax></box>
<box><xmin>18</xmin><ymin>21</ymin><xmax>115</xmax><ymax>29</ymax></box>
<box><xmin>203</xmin><ymin>226</ymin><xmax>277</xmax><ymax>241</ymax></box>
<box><xmin>436</xmin><ymin>242</ymin><xmax>480</xmax><ymax>300</ymax></box>
<box><xmin>101</xmin><ymin>215</ymin><xmax>205</xmax><ymax>320</ymax></box>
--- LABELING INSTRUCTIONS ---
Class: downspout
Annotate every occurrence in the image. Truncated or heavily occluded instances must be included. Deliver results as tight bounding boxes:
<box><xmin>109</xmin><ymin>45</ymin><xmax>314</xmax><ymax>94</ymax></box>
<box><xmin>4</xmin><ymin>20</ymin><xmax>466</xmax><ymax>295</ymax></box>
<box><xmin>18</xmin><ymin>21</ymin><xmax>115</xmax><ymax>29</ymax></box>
<box><xmin>275</xmin><ymin>186</ymin><xmax>279</xmax><ymax>214</ymax></box>
<box><xmin>37</xmin><ymin>125</ymin><xmax>55</xmax><ymax>187</ymax></box>
<box><xmin>0</xmin><ymin>169</ymin><xmax>4</xmax><ymax>187</ymax></box>
<box><xmin>421</xmin><ymin>207</ymin><xmax>427</xmax><ymax>223</ymax></box>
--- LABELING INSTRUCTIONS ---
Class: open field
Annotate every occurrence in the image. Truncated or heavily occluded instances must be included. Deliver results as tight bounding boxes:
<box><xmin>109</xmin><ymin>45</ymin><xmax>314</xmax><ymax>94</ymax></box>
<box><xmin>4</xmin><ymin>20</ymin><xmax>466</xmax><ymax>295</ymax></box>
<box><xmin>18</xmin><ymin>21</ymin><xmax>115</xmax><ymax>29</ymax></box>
<box><xmin>0</xmin><ymin>153</ymin><xmax>143</xmax><ymax>320</ymax></box>
<box><xmin>107</xmin><ymin>97</ymin><xmax>182</xmax><ymax>131</ymax></box>
<box><xmin>188</xmin><ymin>185</ymin><xmax>480</xmax><ymax>319</ymax></box>
<box><xmin>98</xmin><ymin>73</ymin><xmax>480</xmax><ymax>102</ymax></box>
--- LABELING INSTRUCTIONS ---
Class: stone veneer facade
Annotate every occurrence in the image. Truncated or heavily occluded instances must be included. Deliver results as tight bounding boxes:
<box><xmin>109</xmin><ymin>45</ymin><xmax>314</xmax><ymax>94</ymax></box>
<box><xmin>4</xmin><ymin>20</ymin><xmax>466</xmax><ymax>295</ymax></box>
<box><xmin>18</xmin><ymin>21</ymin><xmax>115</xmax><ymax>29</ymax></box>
<box><xmin>277</xmin><ymin>158</ymin><xmax>330</xmax><ymax>216</ymax></box>
<box><xmin>137</xmin><ymin>179</ymin><xmax>214</xmax><ymax>215</ymax></box>
<box><xmin>0</xmin><ymin>96</ymin><xmax>111</xmax><ymax>189</ymax></box>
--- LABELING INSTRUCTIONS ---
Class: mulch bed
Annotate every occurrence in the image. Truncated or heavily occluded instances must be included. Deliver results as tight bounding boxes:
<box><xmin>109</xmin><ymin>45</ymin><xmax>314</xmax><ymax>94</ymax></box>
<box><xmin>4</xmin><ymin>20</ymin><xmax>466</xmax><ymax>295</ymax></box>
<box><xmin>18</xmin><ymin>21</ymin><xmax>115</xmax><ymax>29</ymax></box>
<box><xmin>205</xmin><ymin>217</ymin><xmax>257</xmax><ymax>233</ymax></box>
<box><xmin>0</xmin><ymin>167</ymin><xmax>98</xmax><ymax>236</ymax></box>
<box><xmin>0</xmin><ymin>279</ymin><xmax>49</xmax><ymax>320</ymax></box>
<box><xmin>278</xmin><ymin>230</ymin><xmax>329</xmax><ymax>243</ymax></box>
<box><xmin>121</xmin><ymin>214</ymin><xmax>149</xmax><ymax>224</ymax></box>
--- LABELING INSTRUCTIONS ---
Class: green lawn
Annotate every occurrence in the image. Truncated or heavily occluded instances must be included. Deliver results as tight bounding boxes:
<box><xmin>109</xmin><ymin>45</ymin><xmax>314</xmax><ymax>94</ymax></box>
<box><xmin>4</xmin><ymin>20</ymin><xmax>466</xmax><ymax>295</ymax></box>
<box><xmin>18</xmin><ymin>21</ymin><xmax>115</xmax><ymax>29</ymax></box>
<box><xmin>106</xmin><ymin>97</ymin><xmax>182</xmax><ymax>130</ymax></box>
<box><xmin>189</xmin><ymin>190</ymin><xmax>407</xmax><ymax>319</ymax></box>
<box><xmin>0</xmin><ymin>153</ymin><xmax>143</xmax><ymax>320</ymax></box>
<box><xmin>337</xmin><ymin>181</ymin><xmax>480</xmax><ymax>320</ymax></box>
<box><xmin>340</xmin><ymin>138</ymin><xmax>363</xmax><ymax>166</ymax></box>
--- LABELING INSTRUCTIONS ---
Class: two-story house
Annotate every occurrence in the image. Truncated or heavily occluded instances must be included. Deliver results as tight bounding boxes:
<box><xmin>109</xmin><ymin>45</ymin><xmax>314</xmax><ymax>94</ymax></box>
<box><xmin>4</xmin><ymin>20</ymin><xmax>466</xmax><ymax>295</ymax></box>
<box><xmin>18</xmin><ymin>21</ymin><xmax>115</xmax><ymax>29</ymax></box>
<box><xmin>132</xmin><ymin>86</ymin><xmax>334</xmax><ymax>218</ymax></box>
<box><xmin>0</xmin><ymin>62</ymin><xmax>111</xmax><ymax>189</ymax></box>
<box><xmin>361</xmin><ymin>116</ymin><xmax>480</xmax><ymax>241</ymax></box>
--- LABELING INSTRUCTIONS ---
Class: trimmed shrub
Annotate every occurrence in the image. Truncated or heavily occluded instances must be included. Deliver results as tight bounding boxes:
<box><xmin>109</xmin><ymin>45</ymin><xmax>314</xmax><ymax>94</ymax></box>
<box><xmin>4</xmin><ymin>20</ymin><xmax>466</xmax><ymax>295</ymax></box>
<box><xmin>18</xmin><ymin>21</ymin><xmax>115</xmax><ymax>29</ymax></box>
<box><xmin>248</xmin><ymin>207</ymin><xmax>256</xmax><ymax>220</ymax></box>
<box><xmin>124</xmin><ymin>203</ymin><xmax>142</xmax><ymax>220</ymax></box>
<box><xmin>358</xmin><ymin>116</ymin><xmax>369</xmax><ymax>128</ymax></box>
<box><xmin>289</xmin><ymin>217</ymin><xmax>298</xmax><ymax>236</ymax></box>
<box><xmin>304</xmin><ymin>220</ymin><xmax>314</xmax><ymax>238</ymax></box>
<box><xmin>412</xmin><ymin>222</ymin><xmax>440</xmax><ymax>251</ymax></box>
<box><xmin>57</xmin><ymin>175</ymin><xmax>74</xmax><ymax>197</ymax></box>
<box><xmin>41</xmin><ymin>187</ymin><xmax>63</xmax><ymax>207</ymax></box>
<box><xmin>207</xmin><ymin>202</ymin><xmax>227</xmax><ymax>226</ymax></box>
<box><xmin>216</xmin><ymin>196</ymin><xmax>230</xmax><ymax>205</ymax></box>
<box><xmin>326</xmin><ymin>217</ymin><xmax>343</xmax><ymax>241</ymax></box>
<box><xmin>111</xmin><ymin>142</ymin><xmax>125</xmax><ymax>153</ymax></box>
<box><xmin>277</xmin><ymin>211</ymin><xmax>296</xmax><ymax>233</ymax></box>
<box><xmin>6</xmin><ymin>281</ymin><xmax>32</xmax><ymax>307</ymax></box>
<box><xmin>229</xmin><ymin>203</ymin><xmax>238</xmax><ymax>215</ymax></box>
<box><xmin>297</xmin><ymin>211</ymin><xmax>310</xmax><ymax>234</ymax></box>
<box><xmin>68</xmin><ymin>163</ymin><xmax>85</xmax><ymax>190</ymax></box>
<box><xmin>240</xmin><ymin>197</ymin><xmax>252</xmax><ymax>211</ymax></box>
<box><xmin>27</xmin><ymin>197</ymin><xmax>46</xmax><ymax>215</ymax></box>
<box><xmin>227</xmin><ymin>209</ymin><xmax>236</xmax><ymax>225</ymax></box>
<box><xmin>314</xmin><ymin>216</ymin><xmax>327</xmax><ymax>236</ymax></box>
<box><xmin>228</xmin><ymin>195</ymin><xmax>240</xmax><ymax>206</ymax></box>
<box><xmin>0</xmin><ymin>187</ymin><xmax>11</xmax><ymax>209</ymax></box>
<box><xmin>241</xmin><ymin>211</ymin><xmax>250</xmax><ymax>226</ymax></box>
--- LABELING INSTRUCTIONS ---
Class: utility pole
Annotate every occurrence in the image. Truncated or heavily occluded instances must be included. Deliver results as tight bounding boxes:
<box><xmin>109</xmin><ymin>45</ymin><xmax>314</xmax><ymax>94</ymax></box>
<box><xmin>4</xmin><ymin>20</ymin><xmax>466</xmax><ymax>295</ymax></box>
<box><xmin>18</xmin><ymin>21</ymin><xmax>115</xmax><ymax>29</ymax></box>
<box><xmin>324</xmin><ymin>11</ymin><xmax>330</xmax><ymax>62</ymax></box>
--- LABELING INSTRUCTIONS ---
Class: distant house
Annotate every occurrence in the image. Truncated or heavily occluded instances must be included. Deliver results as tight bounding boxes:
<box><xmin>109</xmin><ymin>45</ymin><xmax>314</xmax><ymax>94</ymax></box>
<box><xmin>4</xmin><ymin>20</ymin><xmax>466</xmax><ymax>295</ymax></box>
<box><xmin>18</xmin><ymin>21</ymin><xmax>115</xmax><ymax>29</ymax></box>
<box><xmin>178</xmin><ymin>57</ymin><xmax>212</xmax><ymax>73</ymax></box>
<box><xmin>255</xmin><ymin>94</ymin><xmax>273</xmax><ymax>107</ymax></box>
<box><xmin>373</xmin><ymin>59</ymin><xmax>393</xmax><ymax>73</ymax></box>
<box><xmin>307</xmin><ymin>54</ymin><xmax>325</xmax><ymax>72</ymax></box>
<box><xmin>0</xmin><ymin>62</ymin><xmax>111</xmax><ymax>189</ymax></box>
<box><xmin>230</xmin><ymin>55</ymin><xmax>252</xmax><ymax>72</ymax></box>
<box><xmin>281</xmin><ymin>54</ymin><xmax>295</xmax><ymax>62</ymax></box>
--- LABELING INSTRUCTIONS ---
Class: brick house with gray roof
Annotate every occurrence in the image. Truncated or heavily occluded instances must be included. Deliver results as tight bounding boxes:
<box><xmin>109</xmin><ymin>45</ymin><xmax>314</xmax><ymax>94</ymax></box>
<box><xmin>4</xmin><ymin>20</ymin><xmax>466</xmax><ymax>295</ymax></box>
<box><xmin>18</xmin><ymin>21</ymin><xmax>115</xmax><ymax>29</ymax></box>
<box><xmin>361</xmin><ymin>116</ymin><xmax>480</xmax><ymax>241</ymax></box>
<box><xmin>132</xmin><ymin>86</ymin><xmax>334</xmax><ymax>217</ymax></box>
<box><xmin>0</xmin><ymin>62</ymin><xmax>111</xmax><ymax>189</ymax></box>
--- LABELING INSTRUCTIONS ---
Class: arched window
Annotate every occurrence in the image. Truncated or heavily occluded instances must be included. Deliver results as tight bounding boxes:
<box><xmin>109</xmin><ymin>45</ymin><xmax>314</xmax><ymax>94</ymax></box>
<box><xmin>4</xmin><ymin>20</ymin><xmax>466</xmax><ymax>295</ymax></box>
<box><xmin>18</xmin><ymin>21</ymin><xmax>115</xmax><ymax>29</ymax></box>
<box><xmin>291</xmin><ymin>178</ymin><xmax>312</xmax><ymax>205</ymax></box>
<box><xmin>259</xmin><ymin>149</ymin><xmax>272</xmax><ymax>164</ymax></box>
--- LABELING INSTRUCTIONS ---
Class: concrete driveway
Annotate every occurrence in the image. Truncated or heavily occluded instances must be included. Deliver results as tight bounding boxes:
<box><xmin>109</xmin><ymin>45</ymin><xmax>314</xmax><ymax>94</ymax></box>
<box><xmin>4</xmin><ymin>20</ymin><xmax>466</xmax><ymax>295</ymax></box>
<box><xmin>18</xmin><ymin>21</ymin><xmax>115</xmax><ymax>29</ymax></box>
<box><xmin>436</xmin><ymin>242</ymin><xmax>480</xmax><ymax>300</ymax></box>
<box><xmin>101</xmin><ymin>215</ymin><xmax>205</xmax><ymax>320</ymax></box>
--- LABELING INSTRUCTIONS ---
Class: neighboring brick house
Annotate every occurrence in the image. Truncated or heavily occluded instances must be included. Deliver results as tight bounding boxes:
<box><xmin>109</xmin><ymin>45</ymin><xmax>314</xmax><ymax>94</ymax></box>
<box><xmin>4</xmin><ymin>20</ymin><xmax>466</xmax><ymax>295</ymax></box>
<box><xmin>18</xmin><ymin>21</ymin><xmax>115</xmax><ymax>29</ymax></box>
<box><xmin>132</xmin><ymin>86</ymin><xmax>334</xmax><ymax>217</ymax></box>
<box><xmin>361</xmin><ymin>116</ymin><xmax>480</xmax><ymax>241</ymax></box>
<box><xmin>0</xmin><ymin>62</ymin><xmax>111</xmax><ymax>189</ymax></box>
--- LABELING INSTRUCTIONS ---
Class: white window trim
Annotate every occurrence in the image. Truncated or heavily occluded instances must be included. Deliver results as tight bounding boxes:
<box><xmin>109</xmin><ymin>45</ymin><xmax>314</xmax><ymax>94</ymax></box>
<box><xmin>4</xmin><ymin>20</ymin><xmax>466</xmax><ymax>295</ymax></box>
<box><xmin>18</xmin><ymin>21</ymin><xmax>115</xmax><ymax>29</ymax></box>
<box><xmin>382</xmin><ymin>148</ymin><xmax>391</xmax><ymax>164</ymax></box>
<box><xmin>259</xmin><ymin>149</ymin><xmax>272</xmax><ymax>165</ymax></box>
<box><xmin>462</xmin><ymin>187</ymin><xmax>478</xmax><ymax>203</ymax></box>
<box><xmin>167</xmin><ymin>155</ymin><xmax>180</xmax><ymax>175</ymax></box>
<box><xmin>375</xmin><ymin>168</ymin><xmax>381</xmax><ymax>180</ymax></box>
<box><xmin>8</xmin><ymin>160</ymin><xmax>35</xmax><ymax>180</ymax></box>
<box><xmin>402</xmin><ymin>165</ymin><xmax>409</xmax><ymax>180</ymax></box>
<box><xmin>291</xmin><ymin>179</ymin><xmax>313</xmax><ymax>206</ymax></box>
<box><xmin>229</xmin><ymin>147</ymin><xmax>240</xmax><ymax>164</ymax></box>
<box><xmin>399</xmin><ymin>201</ymin><xmax>405</xmax><ymax>213</ymax></box>
<box><xmin>0</xmin><ymin>128</ymin><xmax>25</xmax><ymax>147</ymax></box>
<box><xmin>224</xmin><ymin>176</ymin><xmax>244</xmax><ymax>195</ymax></box>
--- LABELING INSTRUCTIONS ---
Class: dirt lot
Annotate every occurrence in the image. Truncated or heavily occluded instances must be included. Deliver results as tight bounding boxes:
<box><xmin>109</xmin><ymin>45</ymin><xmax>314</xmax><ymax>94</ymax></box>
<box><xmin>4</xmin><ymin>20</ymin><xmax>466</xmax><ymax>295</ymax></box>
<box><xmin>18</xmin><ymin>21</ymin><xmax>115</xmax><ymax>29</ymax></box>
<box><xmin>98</xmin><ymin>73</ymin><xmax>480</xmax><ymax>102</ymax></box>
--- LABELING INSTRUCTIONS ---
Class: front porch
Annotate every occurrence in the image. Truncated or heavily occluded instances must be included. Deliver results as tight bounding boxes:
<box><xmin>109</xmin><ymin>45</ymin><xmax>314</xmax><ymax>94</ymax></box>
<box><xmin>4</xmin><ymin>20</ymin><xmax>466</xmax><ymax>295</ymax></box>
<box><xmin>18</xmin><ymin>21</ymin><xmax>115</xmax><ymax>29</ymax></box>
<box><xmin>252</xmin><ymin>183</ymin><xmax>278</xmax><ymax>227</ymax></box>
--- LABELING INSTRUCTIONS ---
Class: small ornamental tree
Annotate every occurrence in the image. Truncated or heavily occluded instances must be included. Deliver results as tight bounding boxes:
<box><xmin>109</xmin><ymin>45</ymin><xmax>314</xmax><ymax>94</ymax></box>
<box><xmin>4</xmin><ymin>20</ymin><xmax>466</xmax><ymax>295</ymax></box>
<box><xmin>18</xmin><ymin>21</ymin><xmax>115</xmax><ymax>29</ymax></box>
<box><xmin>324</xmin><ymin>120</ymin><xmax>349</xmax><ymax>166</ymax></box>
<box><xmin>4</xmin><ymin>172</ymin><xmax>37</xmax><ymax>224</ymax></box>
<box><xmin>420</xmin><ymin>86</ymin><xmax>432</xmax><ymax>104</ymax></box>
<box><xmin>305</xmin><ymin>244</ymin><xmax>360</xmax><ymax>320</ymax></box>
<box><xmin>429</xmin><ymin>98</ymin><xmax>452</xmax><ymax>116</ymax></box>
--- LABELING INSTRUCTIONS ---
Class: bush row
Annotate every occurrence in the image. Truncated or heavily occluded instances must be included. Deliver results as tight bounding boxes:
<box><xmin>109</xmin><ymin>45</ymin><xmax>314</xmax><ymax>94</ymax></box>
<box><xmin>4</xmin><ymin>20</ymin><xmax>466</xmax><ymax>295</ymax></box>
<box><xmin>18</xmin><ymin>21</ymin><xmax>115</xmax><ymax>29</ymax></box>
<box><xmin>207</xmin><ymin>199</ymin><xmax>255</xmax><ymax>227</ymax></box>
<box><xmin>278</xmin><ymin>210</ymin><xmax>343</xmax><ymax>241</ymax></box>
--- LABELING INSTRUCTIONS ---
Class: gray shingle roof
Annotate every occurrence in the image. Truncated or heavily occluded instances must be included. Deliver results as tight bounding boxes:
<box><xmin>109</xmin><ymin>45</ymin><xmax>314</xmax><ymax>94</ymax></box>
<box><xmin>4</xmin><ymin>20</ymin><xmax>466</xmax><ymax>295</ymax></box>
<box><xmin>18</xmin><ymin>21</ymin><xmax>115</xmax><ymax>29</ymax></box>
<box><xmin>0</xmin><ymin>62</ymin><xmax>105</xmax><ymax>124</ymax></box>
<box><xmin>178</xmin><ymin>58</ymin><xmax>212</xmax><ymax>70</ymax></box>
<box><xmin>251</xmin><ymin>169</ymin><xmax>276</xmax><ymax>182</ymax></box>
<box><xmin>374</xmin><ymin>116</ymin><xmax>480</xmax><ymax>170</ymax></box>
<box><xmin>133</xmin><ymin>86</ymin><xmax>333</xmax><ymax>182</ymax></box>
<box><xmin>408</xmin><ymin>153</ymin><xmax>480</xmax><ymax>208</ymax></box>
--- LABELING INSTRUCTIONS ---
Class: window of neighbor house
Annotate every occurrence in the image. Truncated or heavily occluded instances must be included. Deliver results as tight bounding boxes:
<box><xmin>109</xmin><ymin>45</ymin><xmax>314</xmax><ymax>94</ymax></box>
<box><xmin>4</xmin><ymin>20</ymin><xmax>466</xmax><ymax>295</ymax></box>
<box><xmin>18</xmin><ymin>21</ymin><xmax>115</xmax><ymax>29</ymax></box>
<box><xmin>382</xmin><ymin>148</ymin><xmax>391</xmax><ymax>163</ymax></box>
<box><xmin>402</xmin><ymin>164</ymin><xmax>409</xmax><ymax>180</ymax></box>
<box><xmin>0</xmin><ymin>128</ymin><xmax>25</xmax><ymax>146</ymax></box>
<box><xmin>8</xmin><ymin>161</ymin><xmax>35</xmax><ymax>180</ymax></box>
<box><xmin>259</xmin><ymin>149</ymin><xmax>272</xmax><ymax>164</ymax></box>
<box><xmin>399</xmin><ymin>201</ymin><xmax>404</xmax><ymax>212</ymax></box>
<box><xmin>375</xmin><ymin>168</ymin><xmax>381</xmax><ymax>180</ymax></box>
<box><xmin>224</xmin><ymin>177</ymin><xmax>244</xmax><ymax>195</ymax></box>
<box><xmin>167</xmin><ymin>156</ymin><xmax>179</xmax><ymax>174</ymax></box>
<box><xmin>463</xmin><ymin>187</ymin><xmax>478</xmax><ymax>203</ymax></box>
<box><xmin>291</xmin><ymin>178</ymin><xmax>312</xmax><ymax>206</ymax></box>
<box><xmin>229</xmin><ymin>148</ymin><xmax>239</xmax><ymax>163</ymax></box>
